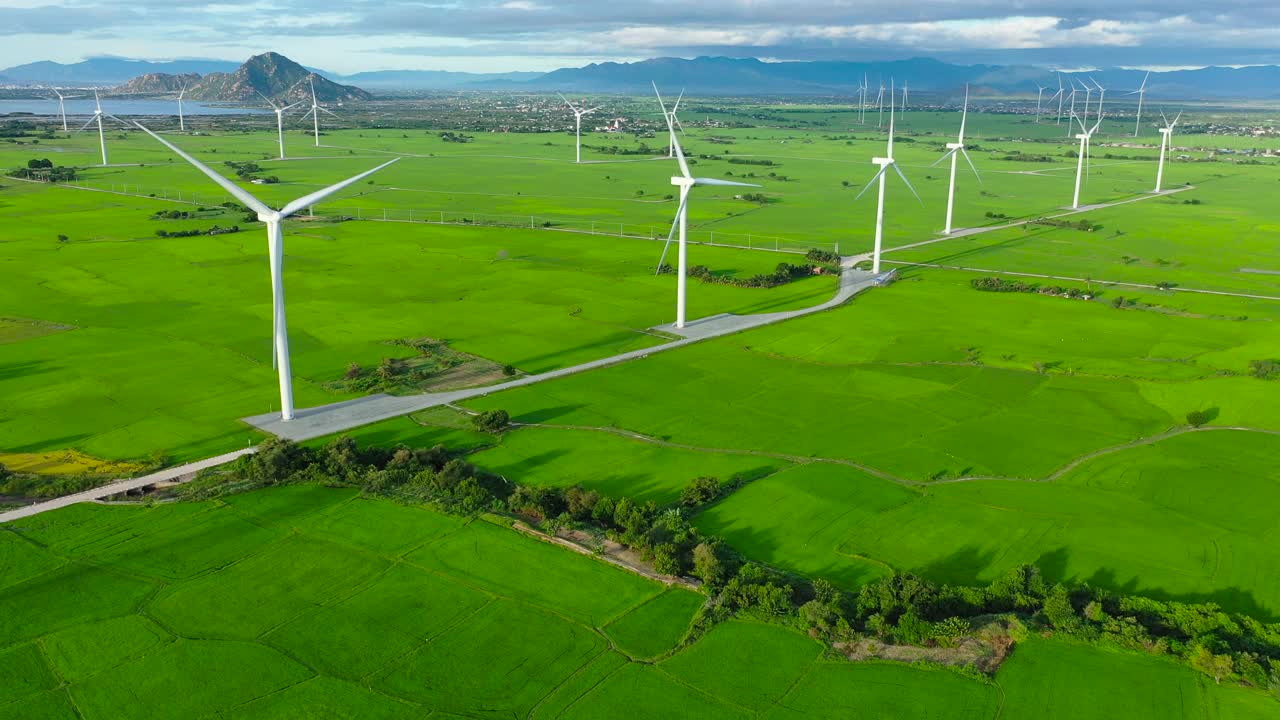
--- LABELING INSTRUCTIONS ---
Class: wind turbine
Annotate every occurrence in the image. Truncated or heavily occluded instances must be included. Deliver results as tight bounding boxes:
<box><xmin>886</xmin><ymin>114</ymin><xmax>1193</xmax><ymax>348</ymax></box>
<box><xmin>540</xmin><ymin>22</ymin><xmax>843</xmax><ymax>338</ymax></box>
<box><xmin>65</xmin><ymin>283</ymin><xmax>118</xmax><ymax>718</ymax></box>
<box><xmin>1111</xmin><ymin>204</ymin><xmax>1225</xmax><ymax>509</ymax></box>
<box><xmin>933</xmin><ymin>85</ymin><xmax>981</xmax><ymax>235</ymax></box>
<box><xmin>876</xmin><ymin>80</ymin><xmax>886</xmax><ymax>127</ymax></box>
<box><xmin>660</xmin><ymin>88</ymin><xmax>686</xmax><ymax>158</ymax></box>
<box><xmin>902</xmin><ymin>81</ymin><xmax>909</xmax><ymax>109</ymax></box>
<box><xmin>50</xmin><ymin>88</ymin><xmax>82</xmax><ymax>132</ymax></box>
<box><xmin>1055</xmin><ymin>74</ymin><xmax>1065</xmax><ymax>125</ymax></box>
<box><xmin>557</xmin><ymin>93</ymin><xmax>601</xmax><ymax>164</ymax></box>
<box><xmin>652</xmin><ymin>83</ymin><xmax>758</xmax><ymax>329</ymax></box>
<box><xmin>1128</xmin><ymin>71</ymin><xmax>1151</xmax><ymax>137</ymax></box>
<box><xmin>1091</xmin><ymin>76</ymin><xmax>1107</xmax><ymax>123</ymax></box>
<box><xmin>176</xmin><ymin>84</ymin><xmax>188</xmax><ymax>132</ymax></box>
<box><xmin>131</xmin><ymin>122</ymin><xmax>398</xmax><ymax>421</ymax></box>
<box><xmin>1154</xmin><ymin>110</ymin><xmax>1181</xmax><ymax>192</ymax></box>
<box><xmin>858</xmin><ymin>74</ymin><xmax>868</xmax><ymax>124</ymax></box>
<box><xmin>1071</xmin><ymin>112</ymin><xmax>1104</xmax><ymax>209</ymax></box>
<box><xmin>856</xmin><ymin>82</ymin><xmax>921</xmax><ymax>273</ymax></box>
<box><xmin>76</xmin><ymin>89</ymin><xmax>127</xmax><ymax>166</ymax></box>
<box><xmin>1081</xmin><ymin>80</ymin><xmax>1094</xmax><ymax>128</ymax></box>
<box><xmin>1066</xmin><ymin>80</ymin><xmax>1079</xmax><ymax>136</ymax></box>
<box><xmin>1035</xmin><ymin>84</ymin><xmax>1047</xmax><ymax>122</ymax></box>
<box><xmin>258</xmin><ymin>91</ymin><xmax>305</xmax><ymax>160</ymax></box>
<box><xmin>300</xmin><ymin>77</ymin><xmax>338</xmax><ymax>147</ymax></box>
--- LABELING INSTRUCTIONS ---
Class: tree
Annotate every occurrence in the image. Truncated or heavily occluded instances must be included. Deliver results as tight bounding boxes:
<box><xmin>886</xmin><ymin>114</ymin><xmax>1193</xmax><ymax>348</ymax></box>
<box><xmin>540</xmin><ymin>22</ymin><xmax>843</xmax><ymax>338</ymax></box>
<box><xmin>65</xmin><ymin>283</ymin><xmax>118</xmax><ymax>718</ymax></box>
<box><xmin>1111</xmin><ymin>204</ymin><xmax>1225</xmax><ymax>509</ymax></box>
<box><xmin>0</xmin><ymin>462</ymin><xmax>11</xmax><ymax>483</ymax></box>
<box><xmin>472</xmin><ymin>409</ymin><xmax>510</xmax><ymax>433</ymax></box>
<box><xmin>1042</xmin><ymin>584</ymin><xmax>1079</xmax><ymax>631</ymax></box>
<box><xmin>679</xmin><ymin>476</ymin><xmax>721</xmax><ymax>506</ymax></box>
<box><xmin>56</xmin><ymin>234</ymin><xmax>68</xmax><ymax>243</ymax></box>
<box><xmin>692</xmin><ymin>542</ymin><xmax>724</xmax><ymax>586</ymax></box>
<box><xmin>344</xmin><ymin>362</ymin><xmax>362</xmax><ymax>380</ymax></box>
<box><xmin>1186</xmin><ymin>409</ymin><xmax>1212</xmax><ymax>427</ymax></box>
<box><xmin>652</xmin><ymin>543</ymin><xmax>682</xmax><ymax>576</ymax></box>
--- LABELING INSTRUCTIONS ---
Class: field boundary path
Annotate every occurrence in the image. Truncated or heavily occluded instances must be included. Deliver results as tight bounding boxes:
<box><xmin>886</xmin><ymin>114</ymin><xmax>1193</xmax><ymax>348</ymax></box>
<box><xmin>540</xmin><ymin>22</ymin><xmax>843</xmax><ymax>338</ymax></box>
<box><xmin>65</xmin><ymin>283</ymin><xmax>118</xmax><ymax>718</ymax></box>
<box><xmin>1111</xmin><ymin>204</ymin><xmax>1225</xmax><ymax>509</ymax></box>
<box><xmin>0</xmin><ymin>448</ymin><xmax>255</xmax><ymax>524</ymax></box>
<box><xmin>242</xmin><ymin>264</ymin><xmax>884</xmax><ymax>442</ymax></box>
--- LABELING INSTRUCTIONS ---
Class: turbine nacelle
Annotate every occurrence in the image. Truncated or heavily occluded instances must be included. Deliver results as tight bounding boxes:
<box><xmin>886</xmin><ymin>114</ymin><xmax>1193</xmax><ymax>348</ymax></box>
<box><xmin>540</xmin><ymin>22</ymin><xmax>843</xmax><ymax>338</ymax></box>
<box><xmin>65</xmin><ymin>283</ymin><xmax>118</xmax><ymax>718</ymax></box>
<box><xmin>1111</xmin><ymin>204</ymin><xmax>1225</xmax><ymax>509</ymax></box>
<box><xmin>945</xmin><ymin>142</ymin><xmax>964</xmax><ymax>150</ymax></box>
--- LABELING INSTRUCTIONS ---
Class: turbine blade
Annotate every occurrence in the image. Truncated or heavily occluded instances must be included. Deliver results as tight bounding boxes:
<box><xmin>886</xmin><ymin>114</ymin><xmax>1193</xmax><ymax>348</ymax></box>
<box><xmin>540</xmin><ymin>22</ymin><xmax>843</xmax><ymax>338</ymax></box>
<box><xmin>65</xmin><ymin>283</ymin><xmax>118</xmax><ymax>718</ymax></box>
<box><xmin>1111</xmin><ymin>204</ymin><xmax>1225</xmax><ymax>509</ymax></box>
<box><xmin>256</xmin><ymin>90</ymin><xmax>279</xmax><ymax>109</ymax></box>
<box><xmin>103</xmin><ymin>113</ymin><xmax>131</xmax><ymax>127</ymax></box>
<box><xmin>693</xmin><ymin>177</ymin><xmax>761</xmax><ymax>188</ymax></box>
<box><xmin>930</xmin><ymin>148</ymin><xmax>958</xmax><ymax>168</ymax></box>
<box><xmin>319</xmin><ymin>106</ymin><xmax>339</xmax><ymax>118</ymax></box>
<box><xmin>854</xmin><ymin>166</ymin><xmax>889</xmax><ymax>201</ymax></box>
<box><xmin>653</xmin><ymin>82</ymin><xmax>691</xmax><ymax>178</ymax></box>
<box><xmin>891</xmin><ymin>163</ymin><xmax>923</xmax><ymax>204</ymax></box>
<box><xmin>282</xmin><ymin>100</ymin><xmax>306</xmax><ymax>112</ymax></box>
<box><xmin>583</xmin><ymin>106</ymin><xmax>602</xmax><ymax>115</ymax></box>
<box><xmin>132</xmin><ymin>121</ymin><xmax>273</xmax><ymax>216</ymax></box>
<box><xmin>1172</xmin><ymin>111</ymin><xmax>1182</xmax><ymax>126</ymax></box>
<box><xmin>557</xmin><ymin>92</ymin><xmax>579</xmax><ymax>113</ymax></box>
<box><xmin>960</xmin><ymin>148</ymin><xmax>982</xmax><ymax>184</ymax></box>
<box><xmin>278</xmin><ymin>159</ymin><xmax>401</xmax><ymax>218</ymax></box>
<box><xmin>655</xmin><ymin>191</ymin><xmax>690</xmax><ymax>274</ymax></box>
<box><xmin>672</xmin><ymin>88</ymin><xmax>684</xmax><ymax>114</ymax></box>
<box><xmin>76</xmin><ymin>116</ymin><xmax>98</xmax><ymax>132</ymax></box>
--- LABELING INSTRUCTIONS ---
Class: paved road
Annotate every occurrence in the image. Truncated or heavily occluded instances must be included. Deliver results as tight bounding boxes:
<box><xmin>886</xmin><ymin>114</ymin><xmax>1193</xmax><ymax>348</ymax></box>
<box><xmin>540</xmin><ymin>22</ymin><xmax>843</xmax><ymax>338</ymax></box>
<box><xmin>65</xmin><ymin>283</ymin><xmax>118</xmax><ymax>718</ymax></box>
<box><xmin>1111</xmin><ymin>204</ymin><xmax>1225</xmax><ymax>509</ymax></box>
<box><xmin>848</xmin><ymin>186</ymin><xmax>1195</xmax><ymax>264</ymax></box>
<box><xmin>244</xmin><ymin>265</ymin><xmax>884</xmax><ymax>442</ymax></box>
<box><xmin>0</xmin><ymin>448</ymin><xmax>255</xmax><ymax>525</ymax></box>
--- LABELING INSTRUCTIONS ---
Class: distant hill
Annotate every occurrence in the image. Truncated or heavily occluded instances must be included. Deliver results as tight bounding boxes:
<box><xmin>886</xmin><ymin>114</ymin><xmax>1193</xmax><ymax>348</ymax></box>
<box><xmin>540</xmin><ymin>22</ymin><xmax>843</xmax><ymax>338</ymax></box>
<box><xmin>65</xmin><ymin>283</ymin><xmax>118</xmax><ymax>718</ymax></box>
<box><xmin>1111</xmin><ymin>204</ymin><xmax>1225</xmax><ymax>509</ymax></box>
<box><xmin>118</xmin><ymin>72</ymin><xmax>201</xmax><ymax>95</ymax></box>
<box><xmin>335</xmin><ymin>69</ymin><xmax>543</xmax><ymax>90</ymax></box>
<box><xmin>185</xmin><ymin>52</ymin><xmax>370</xmax><ymax>102</ymax></box>
<box><xmin>0</xmin><ymin>57</ymin><xmax>239</xmax><ymax>85</ymax></box>
<box><xmin>111</xmin><ymin>53</ymin><xmax>371</xmax><ymax>103</ymax></box>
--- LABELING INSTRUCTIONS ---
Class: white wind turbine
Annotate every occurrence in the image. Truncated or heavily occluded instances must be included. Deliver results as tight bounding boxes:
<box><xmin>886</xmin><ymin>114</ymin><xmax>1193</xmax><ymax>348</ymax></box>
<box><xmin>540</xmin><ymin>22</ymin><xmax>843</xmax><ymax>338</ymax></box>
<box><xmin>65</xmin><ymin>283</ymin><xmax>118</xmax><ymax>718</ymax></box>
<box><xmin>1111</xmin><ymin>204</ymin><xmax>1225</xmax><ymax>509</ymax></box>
<box><xmin>1128</xmin><ymin>71</ymin><xmax>1151</xmax><ymax>137</ymax></box>
<box><xmin>176</xmin><ymin>84</ymin><xmax>189</xmax><ymax>132</ymax></box>
<box><xmin>902</xmin><ymin>81</ymin><xmax>909</xmax><ymax>109</ymax></box>
<box><xmin>652</xmin><ymin>83</ymin><xmax>758</xmax><ymax>329</ymax></box>
<box><xmin>300</xmin><ymin>77</ymin><xmax>338</xmax><ymax>147</ymax></box>
<box><xmin>876</xmin><ymin>80</ymin><xmax>886</xmax><ymax>127</ymax></box>
<box><xmin>1066</xmin><ymin>80</ymin><xmax>1079</xmax><ymax>136</ymax></box>
<box><xmin>1154</xmin><ymin>110</ymin><xmax>1181</xmax><ymax>192</ymax></box>
<box><xmin>856</xmin><ymin>82</ymin><xmax>921</xmax><ymax>273</ymax></box>
<box><xmin>858</xmin><ymin>74</ymin><xmax>868</xmax><ymax>124</ymax></box>
<box><xmin>1071</xmin><ymin>112</ymin><xmax>1104</xmax><ymax>209</ymax></box>
<box><xmin>50</xmin><ymin>88</ymin><xmax>82</xmax><ymax>132</ymax></box>
<box><xmin>1035</xmin><ymin>83</ymin><xmax>1048</xmax><ymax>122</ymax></box>
<box><xmin>660</xmin><ymin>88</ymin><xmax>686</xmax><ymax>158</ymax></box>
<box><xmin>933</xmin><ymin>85</ymin><xmax>981</xmax><ymax>235</ymax></box>
<box><xmin>1055</xmin><ymin>74</ymin><xmax>1065</xmax><ymax>125</ymax></box>
<box><xmin>132</xmin><ymin>122</ymin><xmax>398</xmax><ymax>421</ymax></box>
<box><xmin>76</xmin><ymin>89</ymin><xmax>127</xmax><ymax>166</ymax></box>
<box><xmin>1091</xmin><ymin>76</ymin><xmax>1107</xmax><ymax>122</ymax></box>
<box><xmin>557</xmin><ymin>93</ymin><xmax>601</xmax><ymax>164</ymax></box>
<box><xmin>258</xmin><ymin>91</ymin><xmax>305</xmax><ymax>160</ymax></box>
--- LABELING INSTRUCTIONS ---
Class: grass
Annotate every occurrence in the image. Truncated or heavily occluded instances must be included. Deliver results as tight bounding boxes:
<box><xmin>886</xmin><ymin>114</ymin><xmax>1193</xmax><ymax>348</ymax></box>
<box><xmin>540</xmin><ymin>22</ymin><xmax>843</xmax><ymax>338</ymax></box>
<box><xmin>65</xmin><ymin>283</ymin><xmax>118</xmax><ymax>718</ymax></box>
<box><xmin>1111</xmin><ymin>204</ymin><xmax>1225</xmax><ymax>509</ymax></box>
<box><xmin>468</xmin><ymin>425</ymin><xmax>790</xmax><ymax>504</ymax></box>
<box><xmin>0</xmin><ymin>450</ymin><xmax>143</xmax><ymax>476</ymax></box>
<box><xmin>602</xmin><ymin>588</ymin><xmax>704</xmax><ymax>659</ymax></box>
<box><xmin>0</xmin><ymin>485</ymin><xmax>1277</xmax><ymax>718</ymax></box>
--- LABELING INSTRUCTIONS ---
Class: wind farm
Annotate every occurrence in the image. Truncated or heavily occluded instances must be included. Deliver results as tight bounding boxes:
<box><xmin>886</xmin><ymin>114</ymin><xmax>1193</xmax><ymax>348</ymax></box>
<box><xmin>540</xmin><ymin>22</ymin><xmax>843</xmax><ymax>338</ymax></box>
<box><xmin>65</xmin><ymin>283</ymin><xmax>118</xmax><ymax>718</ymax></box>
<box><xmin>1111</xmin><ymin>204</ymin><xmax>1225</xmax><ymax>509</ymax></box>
<box><xmin>1</xmin><ymin>44</ymin><xmax>1280</xmax><ymax>720</ymax></box>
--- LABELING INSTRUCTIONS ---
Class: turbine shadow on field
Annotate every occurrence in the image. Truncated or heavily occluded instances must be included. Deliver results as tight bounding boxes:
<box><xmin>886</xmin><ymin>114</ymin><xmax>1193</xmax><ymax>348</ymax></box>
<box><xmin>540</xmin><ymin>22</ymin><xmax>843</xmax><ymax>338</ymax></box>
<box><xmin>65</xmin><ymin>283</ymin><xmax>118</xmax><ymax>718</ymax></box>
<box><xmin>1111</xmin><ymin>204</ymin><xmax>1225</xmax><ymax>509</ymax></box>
<box><xmin>512</xmin><ymin>405</ymin><xmax>588</xmax><ymax>424</ymax></box>
<box><xmin>907</xmin><ymin>232</ymin><xmax>1043</xmax><ymax>268</ymax></box>
<box><xmin>0</xmin><ymin>360</ymin><xmax>56</xmax><ymax>382</ymax></box>
<box><xmin>5</xmin><ymin>433</ymin><xmax>93</xmax><ymax>454</ymax></box>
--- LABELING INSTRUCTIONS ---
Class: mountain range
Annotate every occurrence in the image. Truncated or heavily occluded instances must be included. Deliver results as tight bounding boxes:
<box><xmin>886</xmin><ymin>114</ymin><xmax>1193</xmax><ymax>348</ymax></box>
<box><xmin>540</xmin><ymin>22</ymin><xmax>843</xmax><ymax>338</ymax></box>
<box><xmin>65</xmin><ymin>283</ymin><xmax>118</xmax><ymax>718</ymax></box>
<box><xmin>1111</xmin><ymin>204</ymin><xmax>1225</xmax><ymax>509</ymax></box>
<box><xmin>5</xmin><ymin>54</ymin><xmax>1280</xmax><ymax>99</ymax></box>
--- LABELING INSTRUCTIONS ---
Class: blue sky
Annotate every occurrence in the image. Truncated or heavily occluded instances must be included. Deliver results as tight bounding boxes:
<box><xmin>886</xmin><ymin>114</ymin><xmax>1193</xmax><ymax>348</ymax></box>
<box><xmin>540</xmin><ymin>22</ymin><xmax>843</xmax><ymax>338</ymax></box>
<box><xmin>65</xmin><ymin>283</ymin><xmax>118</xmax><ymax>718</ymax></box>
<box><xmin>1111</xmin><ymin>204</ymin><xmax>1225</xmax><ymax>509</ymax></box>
<box><xmin>2</xmin><ymin>1</ymin><xmax>1278</xmax><ymax>73</ymax></box>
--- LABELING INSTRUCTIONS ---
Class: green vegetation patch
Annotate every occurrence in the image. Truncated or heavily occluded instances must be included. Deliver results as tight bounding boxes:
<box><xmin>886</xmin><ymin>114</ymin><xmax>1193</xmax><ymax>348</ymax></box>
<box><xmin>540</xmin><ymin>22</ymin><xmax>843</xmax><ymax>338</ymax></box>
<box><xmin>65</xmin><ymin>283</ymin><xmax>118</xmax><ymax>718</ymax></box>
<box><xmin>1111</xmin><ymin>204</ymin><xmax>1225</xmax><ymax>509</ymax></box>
<box><xmin>407</xmin><ymin>520</ymin><xmax>660</xmax><ymax>626</ymax></box>
<box><xmin>41</xmin><ymin>614</ymin><xmax>171</xmax><ymax>684</ymax></box>
<box><xmin>603</xmin><ymin>588</ymin><xmax>704</xmax><ymax>659</ymax></box>
<box><xmin>301</xmin><ymin>496</ymin><xmax>463</xmax><ymax>555</ymax></box>
<box><xmin>562</xmin><ymin>662</ymin><xmax>752</xmax><ymax>720</ymax></box>
<box><xmin>265</xmin><ymin>563</ymin><xmax>489</xmax><ymax>680</ymax></box>
<box><xmin>695</xmin><ymin>463</ymin><xmax>915</xmax><ymax>587</ymax></box>
<box><xmin>70</xmin><ymin>639</ymin><xmax>312</xmax><ymax>720</ymax></box>
<box><xmin>222</xmin><ymin>676</ymin><xmax>427</xmax><ymax>719</ymax></box>
<box><xmin>219</xmin><ymin>483</ymin><xmax>360</xmax><ymax>529</ymax></box>
<box><xmin>661</xmin><ymin>621</ymin><xmax>823</xmax><ymax>713</ymax></box>
<box><xmin>529</xmin><ymin>650</ymin><xmax>630</xmax><ymax>720</ymax></box>
<box><xmin>149</xmin><ymin>534</ymin><xmax>390</xmax><ymax>639</ymax></box>
<box><xmin>0</xmin><ymin>531</ymin><xmax>64</xmax><ymax>592</ymax></box>
<box><xmin>765</xmin><ymin>661</ymin><xmax>1001</xmax><ymax>719</ymax></box>
<box><xmin>0</xmin><ymin>564</ymin><xmax>155</xmax><ymax>646</ymax></box>
<box><xmin>0</xmin><ymin>316</ymin><xmax>74</xmax><ymax>344</ymax></box>
<box><xmin>469</xmin><ymin>426</ymin><xmax>788</xmax><ymax>504</ymax></box>
<box><xmin>0</xmin><ymin>690</ymin><xmax>78</xmax><ymax>720</ymax></box>
<box><xmin>372</xmin><ymin>598</ymin><xmax>604</xmax><ymax>718</ymax></box>
<box><xmin>0</xmin><ymin>643</ymin><xmax>59</xmax><ymax>705</ymax></box>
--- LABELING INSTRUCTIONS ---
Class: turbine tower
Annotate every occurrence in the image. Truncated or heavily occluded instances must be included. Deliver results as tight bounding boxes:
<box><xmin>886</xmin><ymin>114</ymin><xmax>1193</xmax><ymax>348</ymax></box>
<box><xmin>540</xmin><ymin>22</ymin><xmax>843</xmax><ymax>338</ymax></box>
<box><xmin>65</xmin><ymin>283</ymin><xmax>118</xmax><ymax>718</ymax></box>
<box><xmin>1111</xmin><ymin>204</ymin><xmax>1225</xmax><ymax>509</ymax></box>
<box><xmin>258</xmin><ymin>91</ymin><xmax>305</xmax><ymax>160</ymax></box>
<box><xmin>1035</xmin><ymin>84</ymin><xmax>1047</xmax><ymax>122</ymax></box>
<box><xmin>933</xmin><ymin>85</ymin><xmax>981</xmax><ymax>235</ymax></box>
<box><xmin>176</xmin><ymin>84</ymin><xmax>188</xmax><ymax>132</ymax></box>
<box><xmin>902</xmin><ymin>81</ymin><xmax>909</xmax><ymax>109</ymax></box>
<box><xmin>132</xmin><ymin>123</ymin><xmax>398</xmax><ymax>421</ymax></box>
<box><xmin>876</xmin><ymin>80</ymin><xmax>886</xmax><ymax>127</ymax></box>
<box><xmin>1128</xmin><ymin>71</ymin><xmax>1151</xmax><ymax>137</ymax></box>
<box><xmin>1066</xmin><ymin>80</ymin><xmax>1078</xmax><ymax>136</ymax></box>
<box><xmin>856</xmin><ymin>82</ymin><xmax>921</xmax><ymax>273</ymax></box>
<box><xmin>300</xmin><ymin>77</ymin><xmax>338</xmax><ymax>147</ymax></box>
<box><xmin>1154</xmin><ymin>110</ymin><xmax>1181</xmax><ymax>192</ymax></box>
<box><xmin>858</xmin><ymin>74</ymin><xmax>868</xmax><ymax>124</ymax></box>
<box><xmin>76</xmin><ymin>89</ymin><xmax>126</xmax><ymax>166</ymax></box>
<box><xmin>51</xmin><ymin>89</ymin><xmax>81</xmax><ymax>132</ymax></box>
<box><xmin>557</xmin><ymin>93</ymin><xmax>601</xmax><ymax>164</ymax></box>
<box><xmin>652</xmin><ymin>83</ymin><xmax>758</xmax><ymax>329</ymax></box>
<box><xmin>1091</xmin><ymin>77</ymin><xmax>1107</xmax><ymax>122</ymax></box>
<box><xmin>1071</xmin><ymin>112</ymin><xmax>1103</xmax><ymax>209</ymax></box>
<box><xmin>1055</xmin><ymin>74</ymin><xmax>1065</xmax><ymax>125</ymax></box>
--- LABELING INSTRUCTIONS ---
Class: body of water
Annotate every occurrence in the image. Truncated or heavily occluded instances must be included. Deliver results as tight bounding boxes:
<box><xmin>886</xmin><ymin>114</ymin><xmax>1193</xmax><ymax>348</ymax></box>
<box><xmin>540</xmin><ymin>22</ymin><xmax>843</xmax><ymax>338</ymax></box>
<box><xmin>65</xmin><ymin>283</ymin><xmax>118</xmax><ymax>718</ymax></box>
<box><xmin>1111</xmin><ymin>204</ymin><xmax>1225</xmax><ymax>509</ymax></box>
<box><xmin>0</xmin><ymin>98</ymin><xmax>268</xmax><ymax>117</ymax></box>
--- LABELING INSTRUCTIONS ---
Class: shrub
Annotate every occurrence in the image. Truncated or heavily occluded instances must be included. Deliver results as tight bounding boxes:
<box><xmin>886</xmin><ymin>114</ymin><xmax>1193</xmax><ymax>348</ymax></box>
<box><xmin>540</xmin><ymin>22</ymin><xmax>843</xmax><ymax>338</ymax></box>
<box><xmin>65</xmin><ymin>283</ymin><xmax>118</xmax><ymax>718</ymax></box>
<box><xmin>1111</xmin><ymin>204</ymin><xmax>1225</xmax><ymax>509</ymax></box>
<box><xmin>472</xmin><ymin>409</ymin><xmax>510</xmax><ymax>433</ymax></box>
<box><xmin>679</xmin><ymin>476</ymin><xmax>721</xmax><ymax>507</ymax></box>
<box><xmin>1250</xmin><ymin>359</ymin><xmax>1280</xmax><ymax>380</ymax></box>
<box><xmin>1186</xmin><ymin>410</ymin><xmax>1212</xmax><ymax>427</ymax></box>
